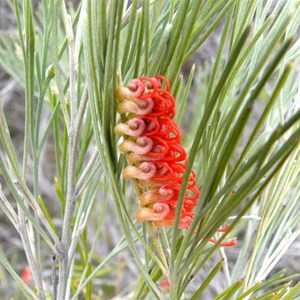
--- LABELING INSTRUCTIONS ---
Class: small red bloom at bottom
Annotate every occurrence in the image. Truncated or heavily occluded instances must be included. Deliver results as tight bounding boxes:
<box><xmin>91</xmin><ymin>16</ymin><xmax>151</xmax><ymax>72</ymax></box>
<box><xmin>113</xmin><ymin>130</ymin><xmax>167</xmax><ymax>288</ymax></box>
<box><xmin>21</xmin><ymin>266</ymin><xmax>31</xmax><ymax>285</ymax></box>
<box><xmin>212</xmin><ymin>224</ymin><xmax>237</xmax><ymax>246</ymax></box>
<box><xmin>159</xmin><ymin>278</ymin><xmax>170</xmax><ymax>291</ymax></box>
<box><xmin>196</xmin><ymin>223</ymin><xmax>237</xmax><ymax>247</ymax></box>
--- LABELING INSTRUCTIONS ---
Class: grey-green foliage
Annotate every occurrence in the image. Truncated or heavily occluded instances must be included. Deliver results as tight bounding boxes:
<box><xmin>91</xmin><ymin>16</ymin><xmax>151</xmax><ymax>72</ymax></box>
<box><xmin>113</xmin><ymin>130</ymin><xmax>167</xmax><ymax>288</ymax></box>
<box><xmin>0</xmin><ymin>0</ymin><xmax>299</xmax><ymax>299</ymax></box>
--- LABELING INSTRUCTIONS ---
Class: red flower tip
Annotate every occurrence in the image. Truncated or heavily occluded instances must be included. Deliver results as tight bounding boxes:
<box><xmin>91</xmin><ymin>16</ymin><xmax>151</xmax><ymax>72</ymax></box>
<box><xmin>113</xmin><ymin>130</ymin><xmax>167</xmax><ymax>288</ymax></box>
<box><xmin>21</xmin><ymin>266</ymin><xmax>31</xmax><ymax>285</ymax></box>
<box><xmin>209</xmin><ymin>236</ymin><xmax>237</xmax><ymax>247</ymax></box>
<box><xmin>159</xmin><ymin>278</ymin><xmax>170</xmax><ymax>291</ymax></box>
<box><xmin>116</xmin><ymin>76</ymin><xmax>200</xmax><ymax>229</ymax></box>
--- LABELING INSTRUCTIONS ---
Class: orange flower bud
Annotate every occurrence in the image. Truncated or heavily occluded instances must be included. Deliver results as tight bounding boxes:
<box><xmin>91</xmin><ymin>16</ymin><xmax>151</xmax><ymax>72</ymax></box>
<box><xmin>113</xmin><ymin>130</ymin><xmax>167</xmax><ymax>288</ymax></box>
<box><xmin>114</xmin><ymin>118</ymin><xmax>146</xmax><ymax>137</ymax></box>
<box><xmin>136</xmin><ymin>203</ymin><xmax>170</xmax><ymax>222</ymax></box>
<box><xmin>120</xmin><ymin>137</ymin><xmax>154</xmax><ymax>155</ymax></box>
<box><xmin>122</xmin><ymin>162</ymin><xmax>156</xmax><ymax>180</ymax></box>
<box><xmin>139</xmin><ymin>187</ymin><xmax>174</xmax><ymax>206</ymax></box>
<box><xmin>118</xmin><ymin>98</ymin><xmax>154</xmax><ymax>115</ymax></box>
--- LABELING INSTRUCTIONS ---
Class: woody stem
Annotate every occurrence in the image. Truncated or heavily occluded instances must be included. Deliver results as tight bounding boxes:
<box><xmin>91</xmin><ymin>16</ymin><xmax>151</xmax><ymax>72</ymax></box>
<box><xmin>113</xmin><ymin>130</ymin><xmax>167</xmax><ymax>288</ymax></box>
<box><xmin>146</xmin><ymin>222</ymin><xmax>170</xmax><ymax>278</ymax></box>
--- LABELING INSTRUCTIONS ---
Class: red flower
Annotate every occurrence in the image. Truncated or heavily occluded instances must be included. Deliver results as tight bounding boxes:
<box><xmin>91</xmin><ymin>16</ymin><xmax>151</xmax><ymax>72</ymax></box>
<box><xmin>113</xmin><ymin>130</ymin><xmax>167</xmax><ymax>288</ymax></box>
<box><xmin>21</xmin><ymin>266</ymin><xmax>31</xmax><ymax>285</ymax></box>
<box><xmin>116</xmin><ymin>76</ymin><xmax>199</xmax><ymax>229</ymax></box>
<box><xmin>159</xmin><ymin>278</ymin><xmax>170</xmax><ymax>291</ymax></box>
<box><xmin>116</xmin><ymin>76</ymin><xmax>236</xmax><ymax>246</ymax></box>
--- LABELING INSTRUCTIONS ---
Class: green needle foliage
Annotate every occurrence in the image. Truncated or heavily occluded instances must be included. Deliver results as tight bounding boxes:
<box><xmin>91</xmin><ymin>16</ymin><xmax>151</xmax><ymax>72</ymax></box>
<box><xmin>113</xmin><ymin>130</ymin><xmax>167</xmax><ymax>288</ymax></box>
<box><xmin>0</xmin><ymin>0</ymin><xmax>299</xmax><ymax>299</ymax></box>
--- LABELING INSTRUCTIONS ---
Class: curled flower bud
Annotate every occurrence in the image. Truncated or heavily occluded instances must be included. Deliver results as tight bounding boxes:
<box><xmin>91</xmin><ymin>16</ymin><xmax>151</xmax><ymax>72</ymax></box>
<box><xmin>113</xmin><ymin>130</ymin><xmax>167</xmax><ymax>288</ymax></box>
<box><xmin>139</xmin><ymin>187</ymin><xmax>174</xmax><ymax>206</ymax></box>
<box><xmin>139</xmin><ymin>179</ymin><xmax>177</xmax><ymax>189</ymax></box>
<box><xmin>127</xmin><ymin>152</ymin><xmax>166</xmax><ymax>164</ymax></box>
<box><xmin>153</xmin><ymin>214</ymin><xmax>192</xmax><ymax>229</ymax></box>
<box><xmin>136</xmin><ymin>202</ymin><xmax>170</xmax><ymax>222</ymax></box>
<box><xmin>127</xmin><ymin>78</ymin><xmax>145</xmax><ymax>97</ymax></box>
<box><xmin>120</xmin><ymin>137</ymin><xmax>154</xmax><ymax>155</ymax></box>
<box><xmin>114</xmin><ymin>118</ymin><xmax>146</xmax><ymax>137</ymax></box>
<box><xmin>118</xmin><ymin>98</ymin><xmax>154</xmax><ymax>115</ymax></box>
<box><xmin>122</xmin><ymin>162</ymin><xmax>156</xmax><ymax>180</ymax></box>
<box><xmin>116</xmin><ymin>83</ymin><xmax>142</xmax><ymax>101</ymax></box>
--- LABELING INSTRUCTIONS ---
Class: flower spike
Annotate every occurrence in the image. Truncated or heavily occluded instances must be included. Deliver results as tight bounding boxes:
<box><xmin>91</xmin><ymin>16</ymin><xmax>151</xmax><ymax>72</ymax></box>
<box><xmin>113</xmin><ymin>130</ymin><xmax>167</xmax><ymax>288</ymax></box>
<box><xmin>116</xmin><ymin>76</ymin><xmax>236</xmax><ymax>246</ymax></box>
<box><xmin>116</xmin><ymin>76</ymin><xmax>199</xmax><ymax>229</ymax></box>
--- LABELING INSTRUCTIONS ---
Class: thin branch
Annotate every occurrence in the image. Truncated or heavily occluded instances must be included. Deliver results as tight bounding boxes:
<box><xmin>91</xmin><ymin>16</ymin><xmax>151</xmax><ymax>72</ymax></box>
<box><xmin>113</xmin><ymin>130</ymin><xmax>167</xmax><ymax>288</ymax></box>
<box><xmin>75</xmin><ymin>149</ymin><xmax>98</xmax><ymax>195</ymax></box>
<box><xmin>13</xmin><ymin>181</ymin><xmax>62</xmax><ymax>252</ymax></box>
<box><xmin>75</xmin><ymin>85</ymin><xmax>88</xmax><ymax>133</ymax></box>
<box><xmin>18</xmin><ymin>210</ymin><xmax>46</xmax><ymax>300</ymax></box>
<box><xmin>51</xmin><ymin>254</ymin><xmax>58</xmax><ymax>300</ymax></box>
<box><xmin>68</xmin><ymin>213</ymin><xmax>86</xmax><ymax>264</ymax></box>
<box><xmin>57</xmin><ymin>3</ymin><xmax>82</xmax><ymax>298</ymax></box>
